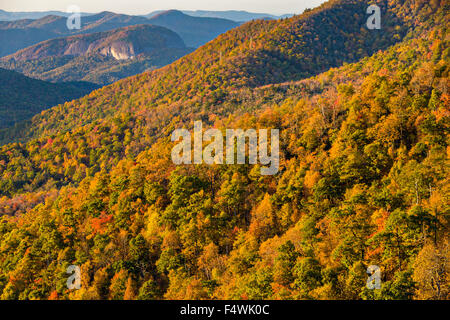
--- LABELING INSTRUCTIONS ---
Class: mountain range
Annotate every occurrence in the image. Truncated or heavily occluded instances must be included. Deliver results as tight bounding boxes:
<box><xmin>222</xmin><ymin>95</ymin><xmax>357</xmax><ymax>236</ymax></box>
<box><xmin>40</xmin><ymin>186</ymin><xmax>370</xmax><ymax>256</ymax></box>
<box><xmin>0</xmin><ymin>24</ymin><xmax>193</xmax><ymax>85</ymax></box>
<box><xmin>145</xmin><ymin>9</ymin><xmax>293</xmax><ymax>21</ymax></box>
<box><xmin>0</xmin><ymin>9</ymin><xmax>293</xmax><ymax>22</ymax></box>
<box><xmin>0</xmin><ymin>10</ymin><xmax>238</xmax><ymax>57</ymax></box>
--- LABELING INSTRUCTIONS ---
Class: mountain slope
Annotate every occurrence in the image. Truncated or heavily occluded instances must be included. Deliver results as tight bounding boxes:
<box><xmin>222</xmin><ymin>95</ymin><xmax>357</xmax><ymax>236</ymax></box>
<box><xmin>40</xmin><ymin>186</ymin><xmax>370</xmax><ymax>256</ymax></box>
<box><xmin>0</xmin><ymin>68</ymin><xmax>98</xmax><ymax>128</ymax></box>
<box><xmin>0</xmin><ymin>24</ymin><xmax>193</xmax><ymax>85</ymax></box>
<box><xmin>1</xmin><ymin>0</ymin><xmax>424</xmax><ymax>145</ymax></box>
<box><xmin>147</xmin><ymin>10</ymin><xmax>239</xmax><ymax>47</ymax></box>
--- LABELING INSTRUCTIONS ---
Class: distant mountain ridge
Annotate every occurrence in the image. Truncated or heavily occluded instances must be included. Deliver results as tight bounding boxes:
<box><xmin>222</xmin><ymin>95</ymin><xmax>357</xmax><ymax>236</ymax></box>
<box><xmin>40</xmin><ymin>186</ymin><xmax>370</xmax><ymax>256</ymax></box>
<box><xmin>147</xmin><ymin>10</ymin><xmax>238</xmax><ymax>47</ymax></box>
<box><xmin>0</xmin><ymin>9</ymin><xmax>94</xmax><ymax>21</ymax></box>
<box><xmin>0</xmin><ymin>9</ymin><xmax>292</xmax><ymax>22</ymax></box>
<box><xmin>145</xmin><ymin>9</ymin><xmax>294</xmax><ymax>21</ymax></box>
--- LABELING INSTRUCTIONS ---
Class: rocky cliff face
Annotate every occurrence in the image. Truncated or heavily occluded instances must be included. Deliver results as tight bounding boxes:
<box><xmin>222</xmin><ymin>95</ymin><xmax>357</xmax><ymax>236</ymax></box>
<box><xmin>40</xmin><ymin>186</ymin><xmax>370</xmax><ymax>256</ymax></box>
<box><xmin>60</xmin><ymin>39</ymin><xmax>136</xmax><ymax>60</ymax></box>
<box><xmin>63</xmin><ymin>40</ymin><xmax>91</xmax><ymax>56</ymax></box>
<box><xmin>99</xmin><ymin>41</ymin><xmax>136</xmax><ymax>60</ymax></box>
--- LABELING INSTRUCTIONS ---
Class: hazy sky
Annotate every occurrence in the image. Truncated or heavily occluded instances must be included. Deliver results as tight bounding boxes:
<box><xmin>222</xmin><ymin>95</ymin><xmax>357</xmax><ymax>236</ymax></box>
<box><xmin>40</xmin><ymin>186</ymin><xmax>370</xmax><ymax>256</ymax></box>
<box><xmin>0</xmin><ymin>0</ymin><xmax>327</xmax><ymax>16</ymax></box>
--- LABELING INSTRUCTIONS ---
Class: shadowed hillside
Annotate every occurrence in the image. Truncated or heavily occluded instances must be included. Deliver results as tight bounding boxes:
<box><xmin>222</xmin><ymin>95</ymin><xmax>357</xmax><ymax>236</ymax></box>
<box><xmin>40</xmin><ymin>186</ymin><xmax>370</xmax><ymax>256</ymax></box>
<box><xmin>0</xmin><ymin>68</ymin><xmax>98</xmax><ymax>128</ymax></box>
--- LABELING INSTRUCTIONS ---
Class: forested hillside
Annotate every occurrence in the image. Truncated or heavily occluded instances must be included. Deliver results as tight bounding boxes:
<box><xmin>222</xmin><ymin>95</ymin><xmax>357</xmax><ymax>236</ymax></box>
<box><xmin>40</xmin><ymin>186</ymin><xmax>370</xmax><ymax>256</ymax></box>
<box><xmin>0</xmin><ymin>0</ymin><xmax>448</xmax><ymax>300</ymax></box>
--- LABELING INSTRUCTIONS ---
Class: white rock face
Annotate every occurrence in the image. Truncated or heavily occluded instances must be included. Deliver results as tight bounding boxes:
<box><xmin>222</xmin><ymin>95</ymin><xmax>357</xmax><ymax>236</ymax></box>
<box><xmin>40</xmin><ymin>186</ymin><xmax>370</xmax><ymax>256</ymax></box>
<box><xmin>99</xmin><ymin>42</ymin><xmax>136</xmax><ymax>60</ymax></box>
